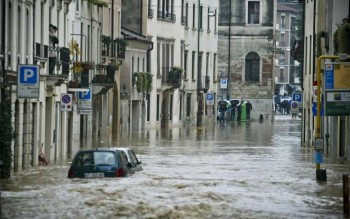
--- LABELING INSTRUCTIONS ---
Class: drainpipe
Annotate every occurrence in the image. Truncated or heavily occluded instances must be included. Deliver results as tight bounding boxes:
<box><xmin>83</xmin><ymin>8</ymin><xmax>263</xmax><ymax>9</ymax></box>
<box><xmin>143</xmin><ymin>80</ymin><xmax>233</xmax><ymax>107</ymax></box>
<box><xmin>312</xmin><ymin>0</ymin><xmax>316</xmax><ymax>83</ymax></box>
<box><xmin>227</xmin><ymin>0</ymin><xmax>232</xmax><ymax>100</ymax></box>
<box><xmin>146</xmin><ymin>42</ymin><xmax>154</xmax><ymax>73</ymax></box>
<box><xmin>1</xmin><ymin>0</ymin><xmax>6</xmax><ymax>101</ymax></box>
<box><xmin>111</xmin><ymin>0</ymin><xmax>114</xmax><ymax>56</ymax></box>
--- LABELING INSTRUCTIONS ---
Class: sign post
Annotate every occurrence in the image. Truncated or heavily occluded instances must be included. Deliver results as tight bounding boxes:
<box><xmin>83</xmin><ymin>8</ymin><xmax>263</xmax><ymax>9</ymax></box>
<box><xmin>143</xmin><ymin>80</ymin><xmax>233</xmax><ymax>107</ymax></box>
<box><xmin>61</xmin><ymin>94</ymin><xmax>72</xmax><ymax>111</ymax></box>
<box><xmin>314</xmin><ymin>56</ymin><xmax>350</xmax><ymax>181</ymax></box>
<box><xmin>77</xmin><ymin>87</ymin><xmax>92</xmax><ymax>114</ymax></box>
<box><xmin>206</xmin><ymin>93</ymin><xmax>214</xmax><ymax>105</ymax></box>
<box><xmin>17</xmin><ymin>65</ymin><xmax>40</xmax><ymax>98</ymax></box>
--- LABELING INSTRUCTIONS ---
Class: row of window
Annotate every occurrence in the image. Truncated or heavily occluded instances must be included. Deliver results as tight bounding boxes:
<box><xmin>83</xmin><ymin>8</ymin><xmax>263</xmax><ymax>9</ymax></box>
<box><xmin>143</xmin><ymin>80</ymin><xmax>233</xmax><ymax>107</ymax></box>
<box><xmin>149</xmin><ymin>0</ymin><xmax>218</xmax><ymax>32</ymax></box>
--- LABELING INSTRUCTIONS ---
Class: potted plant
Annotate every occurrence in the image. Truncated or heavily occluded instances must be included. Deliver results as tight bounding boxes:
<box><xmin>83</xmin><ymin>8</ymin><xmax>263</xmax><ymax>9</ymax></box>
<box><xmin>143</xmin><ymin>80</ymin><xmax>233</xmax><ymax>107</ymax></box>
<box><xmin>101</xmin><ymin>35</ymin><xmax>111</xmax><ymax>56</ymax></box>
<box><xmin>168</xmin><ymin>66</ymin><xmax>183</xmax><ymax>89</ymax></box>
<box><xmin>115</xmin><ymin>38</ymin><xmax>128</xmax><ymax>58</ymax></box>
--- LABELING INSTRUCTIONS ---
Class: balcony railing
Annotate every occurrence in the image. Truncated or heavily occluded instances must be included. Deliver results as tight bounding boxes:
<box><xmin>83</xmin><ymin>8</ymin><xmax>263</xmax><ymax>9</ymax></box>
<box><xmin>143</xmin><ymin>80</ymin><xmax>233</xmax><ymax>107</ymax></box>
<box><xmin>161</xmin><ymin>67</ymin><xmax>183</xmax><ymax>89</ymax></box>
<box><xmin>157</xmin><ymin>10</ymin><xmax>176</xmax><ymax>22</ymax></box>
<box><xmin>92</xmin><ymin>65</ymin><xmax>115</xmax><ymax>84</ymax></box>
<box><xmin>148</xmin><ymin>8</ymin><xmax>154</xmax><ymax>18</ymax></box>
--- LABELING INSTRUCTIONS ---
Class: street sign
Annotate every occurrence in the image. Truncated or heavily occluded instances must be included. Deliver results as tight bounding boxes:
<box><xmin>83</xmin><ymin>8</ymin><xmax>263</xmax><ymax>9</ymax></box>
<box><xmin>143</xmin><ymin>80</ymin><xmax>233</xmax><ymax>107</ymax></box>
<box><xmin>292</xmin><ymin>93</ymin><xmax>302</xmax><ymax>102</ymax></box>
<box><xmin>325</xmin><ymin>90</ymin><xmax>350</xmax><ymax>116</ymax></box>
<box><xmin>312</xmin><ymin>86</ymin><xmax>318</xmax><ymax>103</ymax></box>
<box><xmin>324</xmin><ymin>63</ymin><xmax>350</xmax><ymax>89</ymax></box>
<box><xmin>206</xmin><ymin>93</ymin><xmax>214</xmax><ymax>105</ymax></box>
<box><xmin>220</xmin><ymin>78</ymin><xmax>227</xmax><ymax>89</ymax></box>
<box><xmin>315</xmin><ymin>138</ymin><xmax>324</xmax><ymax>151</ymax></box>
<box><xmin>312</xmin><ymin>102</ymin><xmax>324</xmax><ymax>116</ymax></box>
<box><xmin>61</xmin><ymin>94</ymin><xmax>72</xmax><ymax>111</ymax></box>
<box><xmin>77</xmin><ymin>87</ymin><xmax>92</xmax><ymax>114</ymax></box>
<box><xmin>17</xmin><ymin>65</ymin><xmax>40</xmax><ymax>98</ymax></box>
<box><xmin>291</xmin><ymin>101</ymin><xmax>299</xmax><ymax>114</ymax></box>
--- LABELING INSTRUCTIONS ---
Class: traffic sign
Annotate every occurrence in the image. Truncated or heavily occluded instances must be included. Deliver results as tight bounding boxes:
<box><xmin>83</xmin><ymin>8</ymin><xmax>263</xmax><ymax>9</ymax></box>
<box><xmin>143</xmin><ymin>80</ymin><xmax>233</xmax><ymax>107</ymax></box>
<box><xmin>206</xmin><ymin>93</ymin><xmax>214</xmax><ymax>105</ymax></box>
<box><xmin>292</xmin><ymin>93</ymin><xmax>302</xmax><ymax>102</ymax></box>
<box><xmin>312</xmin><ymin>102</ymin><xmax>324</xmax><ymax>116</ymax></box>
<box><xmin>291</xmin><ymin>101</ymin><xmax>299</xmax><ymax>114</ymax></box>
<box><xmin>61</xmin><ymin>94</ymin><xmax>72</xmax><ymax>111</ymax></box>
<box><xmin>315</xmin><ymin>138</ymin><xmax>324</xmax><ymax>151</ymax></box>
<box><xmin>17</xmin><ymin>65</ymin><xmax>40</xmax><ymax>98</ymax></box>
<box><xmin>220</xmin><ymin>78</ymin><xmax>228</xmax><ymax>89</ymax></box>
<box><xmin>78</xmin><ymin>89</ymin><xmax>91</xmax><ymax>100</ymax></box>
<box><xmin>77</xmin><ymin>87</ymin><xmax>92</xmax><ymax>114</ymax></box>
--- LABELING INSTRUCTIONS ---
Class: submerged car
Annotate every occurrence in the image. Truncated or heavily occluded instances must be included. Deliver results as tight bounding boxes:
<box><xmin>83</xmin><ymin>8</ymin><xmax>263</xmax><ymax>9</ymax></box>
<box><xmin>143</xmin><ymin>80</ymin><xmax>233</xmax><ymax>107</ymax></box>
<box><xmin>114</xmin><ymin>147</ymin><xmax>143</xmax><ymax>172</ymax></box>
<box><xmin>67</xmin><ymin>148</ymin><xmax>133</xmax><ymax>178</ymax></box>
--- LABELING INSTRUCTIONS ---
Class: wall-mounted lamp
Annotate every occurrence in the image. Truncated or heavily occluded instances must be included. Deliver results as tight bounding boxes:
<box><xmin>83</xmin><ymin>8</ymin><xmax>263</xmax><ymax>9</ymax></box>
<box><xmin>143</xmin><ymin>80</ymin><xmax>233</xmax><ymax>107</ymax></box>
<box><xmin>208</xmin><ymin>9</ymin><xmax>216</xmax><ymax>17</ymax></box>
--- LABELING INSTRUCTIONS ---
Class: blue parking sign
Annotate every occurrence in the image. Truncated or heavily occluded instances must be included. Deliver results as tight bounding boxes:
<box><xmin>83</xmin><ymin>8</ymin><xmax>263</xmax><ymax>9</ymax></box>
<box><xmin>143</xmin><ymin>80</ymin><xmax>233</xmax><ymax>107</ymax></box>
<box><xmin>292</xmin><ymin>93</ymin><xmax>302</xmax><ymax>102</ymax></box>
<box><xmin>78</xmin><ymin>88</ymin><xmax>91</xmax><ymax>100</ymax></box>
<box><xmin>17</xmin><ymin>65</ymin><xmax>40</xmax><ymax>98</ymax></box>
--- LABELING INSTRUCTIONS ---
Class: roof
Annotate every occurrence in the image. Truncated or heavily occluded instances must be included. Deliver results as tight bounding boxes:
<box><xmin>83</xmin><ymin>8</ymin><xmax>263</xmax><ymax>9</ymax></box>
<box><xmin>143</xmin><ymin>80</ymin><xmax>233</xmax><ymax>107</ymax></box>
<box><xmin>277</xmin><ymin>3</ymin><xmax>302</xmax><ymax>14</ymax></box>
<box><xmin>121</xmin><ymin>27</ymin><xmax>153</xmax><ymax>44</ymax></box>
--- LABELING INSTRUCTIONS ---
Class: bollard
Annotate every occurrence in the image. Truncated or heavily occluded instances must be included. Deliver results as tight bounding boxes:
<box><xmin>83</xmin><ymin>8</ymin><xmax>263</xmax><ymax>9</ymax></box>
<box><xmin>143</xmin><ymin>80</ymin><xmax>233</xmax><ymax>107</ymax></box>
<box><xmin>259</xmin><ymin>114</ymin><xmax>263</xmax><ymax>122</ymax></box>
<box><xmin>344</xmin><ymin>174</ymin><xmax>349</xmax><ymax>217</ymax></box>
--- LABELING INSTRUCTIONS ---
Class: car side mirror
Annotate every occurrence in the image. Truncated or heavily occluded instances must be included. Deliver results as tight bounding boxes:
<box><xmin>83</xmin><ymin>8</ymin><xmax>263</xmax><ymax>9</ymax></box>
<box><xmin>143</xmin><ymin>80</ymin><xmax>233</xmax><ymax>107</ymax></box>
<box><xmin>138</xmin><ymin>159</ymin><xmax>142</xmax><ymax>164</ymax></box>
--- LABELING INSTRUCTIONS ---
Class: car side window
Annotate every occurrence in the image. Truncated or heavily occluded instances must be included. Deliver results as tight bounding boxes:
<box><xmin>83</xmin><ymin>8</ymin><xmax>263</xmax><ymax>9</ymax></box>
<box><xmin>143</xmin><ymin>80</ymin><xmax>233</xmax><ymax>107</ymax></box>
<box><xmin>119</xmin><ymin>151</ymin><xmax>129</xmax><ymax>166</ymax></box>
<box><xmin>74</xmin><ymin>152</ymin><xmax>93</xmax><ymax>166</ymax></box>
<box><xmin>128</xmin><ymin>151</ymin><xmax>138</xmax><ymax>164</ymax></box>
<box><xmin>73</xmin><ymin>153</ymin><xmax>85</xmax><ymax>166</ymax></box>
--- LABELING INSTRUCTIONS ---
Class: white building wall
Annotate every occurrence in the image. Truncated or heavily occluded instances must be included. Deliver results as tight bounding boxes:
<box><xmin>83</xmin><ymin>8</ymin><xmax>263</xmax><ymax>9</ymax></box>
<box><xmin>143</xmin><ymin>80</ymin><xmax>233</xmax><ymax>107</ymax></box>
<box><xmin>302</xmin><ymin>0</ymin><xmax>315</xmax><ymax>147</ymax></box>
<box><xmin>146</xmin><ymin>0</ymin><xmax>218</xmax><ymax>128</ymax></box>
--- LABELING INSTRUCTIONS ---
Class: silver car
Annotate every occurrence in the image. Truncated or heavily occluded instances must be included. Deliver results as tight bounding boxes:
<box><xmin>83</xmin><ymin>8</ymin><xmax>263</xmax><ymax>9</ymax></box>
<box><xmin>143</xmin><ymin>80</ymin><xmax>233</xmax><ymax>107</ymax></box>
<box><xmin>113</xmin><ymin>147</ymin><xmax>143</xmax><ymax>172</ymax></box>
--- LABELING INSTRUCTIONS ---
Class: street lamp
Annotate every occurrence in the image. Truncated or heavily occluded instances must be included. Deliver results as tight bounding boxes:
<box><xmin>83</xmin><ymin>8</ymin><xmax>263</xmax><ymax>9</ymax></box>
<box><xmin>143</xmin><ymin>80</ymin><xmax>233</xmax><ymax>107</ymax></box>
<box><xmin>196</xmin><ymin>2</ymin><xmax>216</xmax><ymax>127</ymax></box>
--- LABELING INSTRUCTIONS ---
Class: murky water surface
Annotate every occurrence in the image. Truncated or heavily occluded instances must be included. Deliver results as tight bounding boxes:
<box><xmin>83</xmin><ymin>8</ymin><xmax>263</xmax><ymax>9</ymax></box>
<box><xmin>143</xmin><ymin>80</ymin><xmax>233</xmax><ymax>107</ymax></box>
<box><xmin>1</xmin><ymin>116</ymin><xmax>350</xmax><ymax>219</ymax></box>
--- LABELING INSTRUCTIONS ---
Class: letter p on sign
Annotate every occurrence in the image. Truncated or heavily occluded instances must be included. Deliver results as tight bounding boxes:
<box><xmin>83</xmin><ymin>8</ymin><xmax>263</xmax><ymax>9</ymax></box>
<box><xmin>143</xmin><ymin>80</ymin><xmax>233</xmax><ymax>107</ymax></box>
<box><xmin>19</xmin><ymin>66</ymin><xmax>38</xmax><ymax>84</ymax></box>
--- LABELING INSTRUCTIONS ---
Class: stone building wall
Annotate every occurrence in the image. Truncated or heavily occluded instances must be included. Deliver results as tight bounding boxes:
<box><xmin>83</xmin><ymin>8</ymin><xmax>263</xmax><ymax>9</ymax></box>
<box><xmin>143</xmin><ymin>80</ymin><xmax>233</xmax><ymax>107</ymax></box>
<box><xmin>218</xmin><ymin>0</ymin><xmax>275</xmax><ymax>121</ymax></box>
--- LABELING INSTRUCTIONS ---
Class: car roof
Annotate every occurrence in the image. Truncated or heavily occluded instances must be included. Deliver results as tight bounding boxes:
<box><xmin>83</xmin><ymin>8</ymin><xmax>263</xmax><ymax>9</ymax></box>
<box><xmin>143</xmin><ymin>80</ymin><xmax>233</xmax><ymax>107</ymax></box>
<box><xmin>75</xmin><ymin>148</ymin><xmax>124</xmax><ymax>153</ymax></box>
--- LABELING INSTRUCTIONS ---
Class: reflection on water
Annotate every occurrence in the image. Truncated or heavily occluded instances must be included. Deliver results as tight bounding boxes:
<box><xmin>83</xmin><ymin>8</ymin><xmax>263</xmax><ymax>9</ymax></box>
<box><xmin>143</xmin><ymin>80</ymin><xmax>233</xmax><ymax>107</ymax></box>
<box><xmin>1</xmin><ymin>116</ymin><xmax>350</xmax><ymax>219</ymax></box>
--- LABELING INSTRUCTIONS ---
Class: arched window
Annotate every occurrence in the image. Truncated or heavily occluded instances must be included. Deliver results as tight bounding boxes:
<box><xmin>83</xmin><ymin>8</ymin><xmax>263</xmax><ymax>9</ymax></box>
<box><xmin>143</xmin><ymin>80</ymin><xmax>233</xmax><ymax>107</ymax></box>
<box><xmin>245</xmin><ymin>52</ymin><xmax>260</xmax><ymax>82</ymax></box>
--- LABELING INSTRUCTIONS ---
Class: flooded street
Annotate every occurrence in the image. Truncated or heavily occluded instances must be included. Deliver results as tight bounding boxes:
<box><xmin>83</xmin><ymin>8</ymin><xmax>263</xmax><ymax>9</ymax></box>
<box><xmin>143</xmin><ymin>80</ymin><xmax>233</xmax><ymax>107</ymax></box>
<box><xmin>1</xmin><ymin>115</ymin><xmax>350</xmax><ymax>219</ymax></box>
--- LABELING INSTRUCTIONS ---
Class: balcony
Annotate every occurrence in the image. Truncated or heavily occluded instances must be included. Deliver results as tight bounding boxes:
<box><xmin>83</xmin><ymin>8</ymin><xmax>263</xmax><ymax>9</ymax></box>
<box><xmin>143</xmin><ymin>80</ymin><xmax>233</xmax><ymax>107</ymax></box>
<box><xmin>92</xmin><ymin>64</ymin><xmax>115</xmax><ymax>84</ymax></box>
<box><xmin>161</xmin><ymin>67</ymin><xmax>183</xmax><ymax>89</ymax></box>
<box><xmin>148</xmin><ymin>8</ymin><xmax>154</xmax><ymax>18</ymax></box>
<box><xmin>181</xmin><ymin>16</ymin><xmax>186</xmax><ymax>25</ymax></box>
<box><xmin>101</xmin><ymin>35</ymin><xmax>126</xmax><ymax>59</ymax></box>
<box><xmin>157</xmin><ymin>10</ymin><xmax>176</xmax><ymax>23</ymax></box>
<box><xmin>91</xmin><ymin>64</ymin><xmax>115</xmax><ymax>95</ymax></box>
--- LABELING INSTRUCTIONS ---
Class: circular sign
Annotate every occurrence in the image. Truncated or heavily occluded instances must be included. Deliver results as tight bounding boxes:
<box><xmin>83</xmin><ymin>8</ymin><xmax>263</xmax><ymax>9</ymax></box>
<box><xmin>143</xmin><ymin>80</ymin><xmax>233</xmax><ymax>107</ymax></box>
<box><xmin>291</xmin><ymin>101</ymin><xmax>298</xmax><ymax>109</ymax></box>
<box><xmin>62</xmin><ymin>94</ymin><xmax>71</xmax><ymax>104</ymax></box>
<box><xmin>207</xmin><ymin>93</ymin><xmax>213</xmax><ymax>100</ymax></box>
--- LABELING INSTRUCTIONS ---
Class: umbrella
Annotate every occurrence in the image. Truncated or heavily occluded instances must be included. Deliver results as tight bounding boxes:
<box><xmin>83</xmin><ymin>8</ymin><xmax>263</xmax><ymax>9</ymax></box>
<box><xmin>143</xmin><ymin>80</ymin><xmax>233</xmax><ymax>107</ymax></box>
<box><xmin>223</xmin><ymin>100</ymin><xmax>231</xmax><ymax>107</ymax></box>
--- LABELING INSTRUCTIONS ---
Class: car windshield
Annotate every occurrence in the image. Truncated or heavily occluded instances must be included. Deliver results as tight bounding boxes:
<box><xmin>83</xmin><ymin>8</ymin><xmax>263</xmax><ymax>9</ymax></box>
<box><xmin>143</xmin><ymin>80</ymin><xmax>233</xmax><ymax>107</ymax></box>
<box><xmin>73</xmin><ymin>151</ymin><xmax>116</xmax><ymax>166</ymax></box>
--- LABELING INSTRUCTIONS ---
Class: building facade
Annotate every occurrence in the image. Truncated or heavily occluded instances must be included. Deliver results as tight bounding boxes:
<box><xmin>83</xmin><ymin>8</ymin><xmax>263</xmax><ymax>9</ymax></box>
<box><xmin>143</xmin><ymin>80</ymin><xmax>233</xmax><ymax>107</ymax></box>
<box><xmin>218</xmin><ymin>0</ymin><xmax>276</xmax><ymax>121</ymax></box>
<box><xmin>0</xmin><ymin>0</ymin><xmax>123</xmax><ymax>175</ymax></box>
<box><xmin>275</xmin><ymin>1</ymin><xmax>302</xmax><ymax>96</ymax></box>
<box><xmin>302</xmin><ymin>0</ymin><xmax>350</xmax><ymax>162</ymax></box>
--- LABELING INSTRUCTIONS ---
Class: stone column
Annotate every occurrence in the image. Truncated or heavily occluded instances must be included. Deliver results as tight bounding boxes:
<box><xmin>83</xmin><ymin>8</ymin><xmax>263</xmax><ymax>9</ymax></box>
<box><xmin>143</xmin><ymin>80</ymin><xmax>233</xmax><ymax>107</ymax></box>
<box><xmin>32</xmin><ymin>102</ymin><xmax>40</xmax><ymax>166</ymax></box>
<box><xmin>14</xmin><ymin>98</ymin><xmax>24</xmax><ymax>172</ymax></box>
<box><xmin>11</xmin><ymin>0</ymin><xmax>18</xmax><ymax>69</ymax></box>
<box><xmin>61</xmin><ymin>109</ymin><xmax>68</xmax><ymax>161</ymax></box>
<box><xmin>23</xmin><ymin>101</ymin><xmax>33</xmax><ymax>169</ymax></box>
<box><xmin>20</xmin><ymin>0</ymin><xmax>26</xmax><ymax>64</ymax></box>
